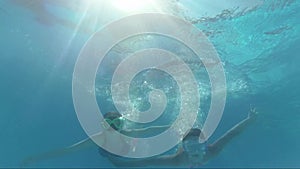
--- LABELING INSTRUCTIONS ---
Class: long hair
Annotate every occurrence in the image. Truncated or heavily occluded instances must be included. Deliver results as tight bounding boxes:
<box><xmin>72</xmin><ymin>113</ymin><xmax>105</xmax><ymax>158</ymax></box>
<box><xmin>104</xmin><ymin>112</ymin><xmax>122</xmax><ymax>130</ymax></box>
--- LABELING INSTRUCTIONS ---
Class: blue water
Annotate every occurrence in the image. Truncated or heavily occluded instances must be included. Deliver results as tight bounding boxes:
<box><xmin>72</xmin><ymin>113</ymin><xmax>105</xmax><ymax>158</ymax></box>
<box><xmin>0</xmin><ymin>0</ymin><xmax>299</xmax><ymax>168</ymax></box>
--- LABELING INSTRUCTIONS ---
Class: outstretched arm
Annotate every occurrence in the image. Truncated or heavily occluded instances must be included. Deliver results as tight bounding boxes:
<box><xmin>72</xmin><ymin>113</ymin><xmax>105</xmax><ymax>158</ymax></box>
<box><xmin>206</xmin><ymin>107</ymin><xmax>258</xmax><ymax>159</ymax></box>
<box><xmin>122</xmin><ymin>125</ymin><xmax>171</xmax><ymax>137</ymax></box>
<box><xmin>21</xmin><ymin>132</ymin><xmax>104</xmax><ymax>167</ymax></box>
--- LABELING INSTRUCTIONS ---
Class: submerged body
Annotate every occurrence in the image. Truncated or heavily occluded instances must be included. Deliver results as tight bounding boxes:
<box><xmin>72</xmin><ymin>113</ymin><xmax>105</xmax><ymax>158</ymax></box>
<box><xmin>107</xmin><ymin>108</ymin><xmax>257</xmax><ymax>167</ymax></box>
<box><xmin>22</xmin><ymin>108</ymin><xmax>257</xmax><ymax>167</ymax></box>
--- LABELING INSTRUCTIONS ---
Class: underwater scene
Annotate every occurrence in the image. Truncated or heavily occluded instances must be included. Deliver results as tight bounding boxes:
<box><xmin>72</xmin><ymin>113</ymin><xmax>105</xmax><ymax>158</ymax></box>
<box><xmin>0</xmin><ymin>0</ymin><xmax>299</xmax><ymax>168</ymax></box>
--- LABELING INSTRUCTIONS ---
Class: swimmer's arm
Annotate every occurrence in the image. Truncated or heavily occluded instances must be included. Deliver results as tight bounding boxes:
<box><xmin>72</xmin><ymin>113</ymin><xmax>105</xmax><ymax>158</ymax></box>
<box><xmin>206</xmin><ymin>108</ymin><xmax>258</xmax><ymax>157</ymax></box>
<box><xmin>122</xmin><ymin>125</ymin><xmax>170</xmax><ymax>136</ymax></box>
<box><xmin>156</xmin><ymin>145</ymin><xmax>184</xmax><ymax>160</ymax></box>
<box><xmin>21</xmin><ymin>132</ymin><xmax>104</xmax><ymax>167</ymax></box>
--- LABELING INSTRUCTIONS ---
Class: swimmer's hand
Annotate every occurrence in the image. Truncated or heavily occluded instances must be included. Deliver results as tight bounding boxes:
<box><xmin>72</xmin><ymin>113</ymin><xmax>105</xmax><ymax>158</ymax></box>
<box><xmin>248</xmin><ymin>105</ymin><xmax>258</xmax><ymax>119</ymax></box>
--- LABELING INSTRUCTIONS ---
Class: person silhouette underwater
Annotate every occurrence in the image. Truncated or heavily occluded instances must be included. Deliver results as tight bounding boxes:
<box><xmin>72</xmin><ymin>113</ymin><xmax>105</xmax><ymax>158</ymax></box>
<box><xmin>107</xmin><ymin>107</ymin><xmax>258</xmax><ymax>168</ymax></box>
<box><xmin>22</xmin><ymin>107</ymin><xmax>258</xmax><ymax>167</ymax></box>
<box><xmin>21</xmin><ymin>111</ymin><xmax>170</xmax><ymax>166</ymax></box>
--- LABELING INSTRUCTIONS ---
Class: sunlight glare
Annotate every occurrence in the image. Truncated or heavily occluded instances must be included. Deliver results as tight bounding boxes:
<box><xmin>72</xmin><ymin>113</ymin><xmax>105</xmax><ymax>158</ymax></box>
<box><xmin>112</xmin><ymin>0</ymin><xmax>155</xmax><ymax>12</ymax></box>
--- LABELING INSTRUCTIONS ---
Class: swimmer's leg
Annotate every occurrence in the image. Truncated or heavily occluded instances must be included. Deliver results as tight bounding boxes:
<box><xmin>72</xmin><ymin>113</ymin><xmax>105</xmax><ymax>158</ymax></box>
<box><xmin>21</xmin><ymin>133</ymin><xmax>104</xmax><ymax>167</ymax></box>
